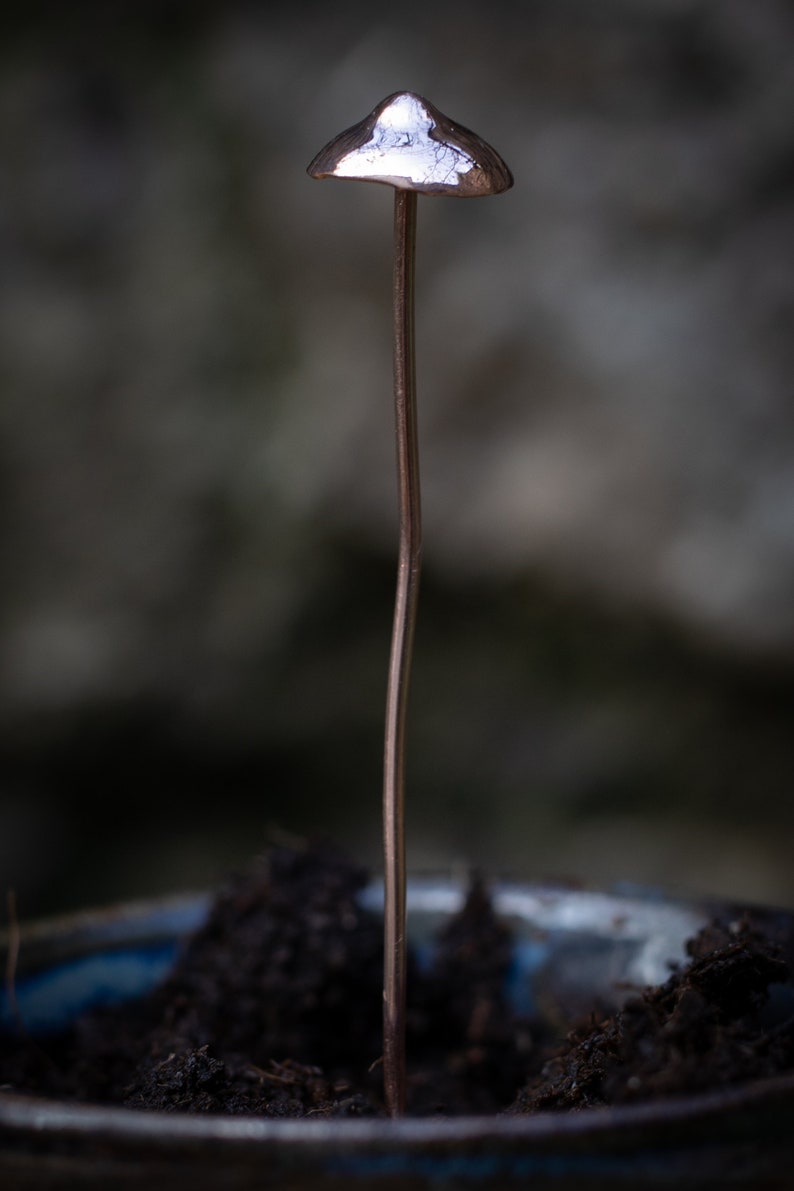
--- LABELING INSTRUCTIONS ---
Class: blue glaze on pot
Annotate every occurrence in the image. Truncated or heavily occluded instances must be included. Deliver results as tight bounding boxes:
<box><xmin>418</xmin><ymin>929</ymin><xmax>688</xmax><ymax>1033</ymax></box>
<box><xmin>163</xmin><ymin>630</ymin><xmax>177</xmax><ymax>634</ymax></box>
<box><xmin>504</xmin><ymin>940</ymin><xmax>549</xmax><ymax>1016</ymax></box>
<box><xmin>0</xmin><ymin>893</ymin><xmax>210</xmax><ymax>1037</ymax></box>
<box><xmin>327</xmin><ymin>1147</ymin><xmax>709</xmax><ymax>1182</ymax></box>
<box><xmin>0</xmin><ymin>942</ymin><xmax>178</xmax><ymax>1035</ymax></box>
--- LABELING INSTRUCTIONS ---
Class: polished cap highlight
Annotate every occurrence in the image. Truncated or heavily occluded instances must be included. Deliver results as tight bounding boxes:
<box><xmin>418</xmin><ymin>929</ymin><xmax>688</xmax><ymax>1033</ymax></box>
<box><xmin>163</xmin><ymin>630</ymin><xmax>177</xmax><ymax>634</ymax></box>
<box><xmin>307</xmin><ymin>91</ymin><xmax>513</xmax><ymax>197</ymax></box>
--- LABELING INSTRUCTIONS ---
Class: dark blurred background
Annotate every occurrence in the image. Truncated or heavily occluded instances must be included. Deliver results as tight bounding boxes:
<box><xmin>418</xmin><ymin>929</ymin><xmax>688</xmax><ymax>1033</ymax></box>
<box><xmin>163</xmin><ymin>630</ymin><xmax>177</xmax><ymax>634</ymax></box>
<box><xmin>2</xmin><ymin>0</ymin><xmax>793</xmax><ymax>919</ymax></box>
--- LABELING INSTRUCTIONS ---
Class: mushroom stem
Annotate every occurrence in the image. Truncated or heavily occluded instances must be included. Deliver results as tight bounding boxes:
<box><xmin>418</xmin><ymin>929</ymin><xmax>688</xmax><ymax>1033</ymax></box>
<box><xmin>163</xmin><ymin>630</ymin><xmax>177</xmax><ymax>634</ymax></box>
<box><xmin>383</xmin><ymin>188</ymin><xmax>420</xmax><ymax>1118</ymax></box>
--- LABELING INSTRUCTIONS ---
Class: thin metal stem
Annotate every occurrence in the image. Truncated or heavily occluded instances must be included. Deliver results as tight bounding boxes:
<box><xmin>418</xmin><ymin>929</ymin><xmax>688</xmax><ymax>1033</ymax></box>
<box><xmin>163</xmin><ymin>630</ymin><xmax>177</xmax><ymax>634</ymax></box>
<box><xmin>382</xmin><ymin>187</ymin><xmax>420</xmax><ymax>1118</ymax></box>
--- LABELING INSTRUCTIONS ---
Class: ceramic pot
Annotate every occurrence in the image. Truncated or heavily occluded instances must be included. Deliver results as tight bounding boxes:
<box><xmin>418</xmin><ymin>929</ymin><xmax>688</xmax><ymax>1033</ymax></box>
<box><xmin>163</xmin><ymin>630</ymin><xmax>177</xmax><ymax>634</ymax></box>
<box><xmin>2</xmin><ymin>880</ymin><xmax>793</xmax><ymax>1189</ymax></box>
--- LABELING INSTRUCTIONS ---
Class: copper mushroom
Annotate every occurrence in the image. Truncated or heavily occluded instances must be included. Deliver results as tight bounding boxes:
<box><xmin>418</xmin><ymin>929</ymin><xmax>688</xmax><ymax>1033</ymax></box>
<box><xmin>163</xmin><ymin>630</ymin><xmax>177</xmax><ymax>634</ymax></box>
<box><xmin>308</xmin><ymin>91</ymin><xmax>512</xmax><ymax>1116</ymax></box>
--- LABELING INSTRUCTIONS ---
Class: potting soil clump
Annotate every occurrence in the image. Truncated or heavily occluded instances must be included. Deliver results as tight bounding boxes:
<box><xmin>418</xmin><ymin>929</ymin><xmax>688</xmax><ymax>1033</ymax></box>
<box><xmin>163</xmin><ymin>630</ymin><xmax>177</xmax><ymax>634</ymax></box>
<box><xmin>508</xmin><ymin>918</ymin><xmax>793</xmax><ymax>1113</ymax></box>
<box><xmin>1</xmin><ymin>842</ymin><xmax>793</xmax><ymax>1117</ymax></box>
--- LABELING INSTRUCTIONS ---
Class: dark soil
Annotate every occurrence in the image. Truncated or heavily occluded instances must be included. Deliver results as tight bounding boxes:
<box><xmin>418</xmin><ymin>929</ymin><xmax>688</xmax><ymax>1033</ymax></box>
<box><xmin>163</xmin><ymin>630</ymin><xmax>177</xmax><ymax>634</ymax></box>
<box><xmin>508</xmin><ymin>918</ymin><xmax>794</xmax><ymax>1114</ymax></box>
<box><xmin>1</xmin><ymin>842</ymin><xmax>793</xmax><ymax>1118</ymax></box>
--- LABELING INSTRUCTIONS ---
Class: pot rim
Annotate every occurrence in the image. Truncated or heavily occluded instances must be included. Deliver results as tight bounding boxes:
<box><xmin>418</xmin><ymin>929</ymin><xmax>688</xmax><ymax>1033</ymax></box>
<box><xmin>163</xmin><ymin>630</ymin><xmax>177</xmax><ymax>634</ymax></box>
<box><xmin>2</xmin><ymin>1071</ymin><xmax>794</xmax><ymax>1148</ymax></box>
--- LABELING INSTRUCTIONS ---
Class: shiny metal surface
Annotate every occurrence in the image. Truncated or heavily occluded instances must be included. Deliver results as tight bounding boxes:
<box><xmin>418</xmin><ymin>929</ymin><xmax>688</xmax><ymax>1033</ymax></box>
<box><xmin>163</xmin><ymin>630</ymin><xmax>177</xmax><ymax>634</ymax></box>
<box><xmin>307</xmin><ymin>92</ymin><xmax>513</xmax><ymax>196</ymax></box>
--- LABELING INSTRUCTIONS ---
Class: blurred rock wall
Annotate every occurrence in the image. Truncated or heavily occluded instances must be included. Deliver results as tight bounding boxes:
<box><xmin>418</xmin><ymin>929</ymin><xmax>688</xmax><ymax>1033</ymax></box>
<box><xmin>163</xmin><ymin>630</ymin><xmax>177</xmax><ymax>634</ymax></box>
<box><xmin>1</xmin><ymin>1</ymin><xmax>793</xmax><ymax>914</ymax></box>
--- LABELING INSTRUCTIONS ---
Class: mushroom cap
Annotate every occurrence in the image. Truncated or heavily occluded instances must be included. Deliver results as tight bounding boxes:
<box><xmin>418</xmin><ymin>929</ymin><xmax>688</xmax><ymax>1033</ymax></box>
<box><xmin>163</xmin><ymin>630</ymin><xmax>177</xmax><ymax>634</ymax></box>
<box><xmin>307</xmin><ymin>92</ymin><xmax>513</xmax><ymax>197</ymax></box>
